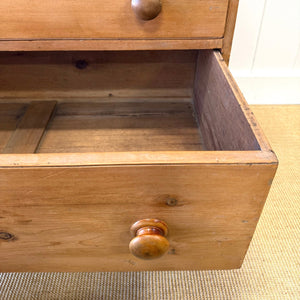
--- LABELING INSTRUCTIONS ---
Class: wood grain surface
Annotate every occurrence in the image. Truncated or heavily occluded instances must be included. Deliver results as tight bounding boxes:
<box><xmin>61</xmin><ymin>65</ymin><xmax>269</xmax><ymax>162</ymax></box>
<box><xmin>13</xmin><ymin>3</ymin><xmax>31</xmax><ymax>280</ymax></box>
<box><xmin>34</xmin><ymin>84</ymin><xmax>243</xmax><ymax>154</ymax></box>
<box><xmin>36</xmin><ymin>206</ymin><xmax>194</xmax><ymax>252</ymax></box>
<box><xmin>0</xmin><ymin>0</ymin><xmax>228</xmax><ymax>40</ymax></box>
<box><xmin>37</xmin><ymin>101</ymin><xmax>204</xmax><ymax>153</ymax></box>
<box><xmin>0</xmin><ymin>164</ymin><xmax>276</xmax><ymax>272</ymax></box>
<box><xmin>0</xmin><ymin>51</ymin><xmax>196</xmax><ymax>99</ymax></box>
<box><xmin>0</xmin><ymin>38</ymin><xmax>223</xmax><ymax>52</ymax></box>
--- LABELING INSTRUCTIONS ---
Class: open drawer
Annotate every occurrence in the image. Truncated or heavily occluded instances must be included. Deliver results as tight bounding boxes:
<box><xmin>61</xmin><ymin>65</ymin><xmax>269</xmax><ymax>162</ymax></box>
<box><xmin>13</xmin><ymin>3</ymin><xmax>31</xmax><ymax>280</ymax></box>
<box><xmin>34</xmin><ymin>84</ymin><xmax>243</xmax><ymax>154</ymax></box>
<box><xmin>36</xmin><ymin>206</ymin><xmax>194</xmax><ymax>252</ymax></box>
<box><xmin>0</xmin><ymin>50</ymin><xmax>277</xmax><ymax>272</ymax></box>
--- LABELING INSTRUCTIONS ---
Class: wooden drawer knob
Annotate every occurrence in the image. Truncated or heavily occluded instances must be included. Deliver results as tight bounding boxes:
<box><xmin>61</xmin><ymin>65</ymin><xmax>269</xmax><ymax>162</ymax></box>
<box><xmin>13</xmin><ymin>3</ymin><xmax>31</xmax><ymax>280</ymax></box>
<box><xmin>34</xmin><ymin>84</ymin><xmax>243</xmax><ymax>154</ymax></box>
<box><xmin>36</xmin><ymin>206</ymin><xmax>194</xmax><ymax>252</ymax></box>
<box><xmin>129</xmin><ymin>219</ymin><xmax>169</xmax><ymax>260</ymax></box>
<box><xmin>131</xmin><ymin>0</ymin><xmax>162</xmax><ymax>21</ymax></box>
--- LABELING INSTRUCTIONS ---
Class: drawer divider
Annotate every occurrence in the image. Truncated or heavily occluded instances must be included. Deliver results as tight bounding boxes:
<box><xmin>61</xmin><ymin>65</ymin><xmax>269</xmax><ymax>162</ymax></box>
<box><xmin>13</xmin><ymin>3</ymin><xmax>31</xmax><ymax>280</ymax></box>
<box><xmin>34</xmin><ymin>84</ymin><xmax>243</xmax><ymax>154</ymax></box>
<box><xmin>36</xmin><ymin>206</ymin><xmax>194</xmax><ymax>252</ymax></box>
<box><xmin>2</xmin><ymin>101</ymin><xmax>57</xmax><ymax>154</ymax></box>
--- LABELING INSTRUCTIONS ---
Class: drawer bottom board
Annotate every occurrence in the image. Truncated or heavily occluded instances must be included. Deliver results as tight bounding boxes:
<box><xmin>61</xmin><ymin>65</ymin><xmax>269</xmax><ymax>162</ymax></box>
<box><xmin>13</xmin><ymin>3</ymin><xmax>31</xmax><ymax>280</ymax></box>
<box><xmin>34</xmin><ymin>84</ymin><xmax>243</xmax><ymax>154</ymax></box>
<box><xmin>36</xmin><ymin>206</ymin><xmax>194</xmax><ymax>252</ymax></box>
<box><xmin>0</xmin><ymin>100</ymin><xmax>204</xmax><ymax>154</ymax></box>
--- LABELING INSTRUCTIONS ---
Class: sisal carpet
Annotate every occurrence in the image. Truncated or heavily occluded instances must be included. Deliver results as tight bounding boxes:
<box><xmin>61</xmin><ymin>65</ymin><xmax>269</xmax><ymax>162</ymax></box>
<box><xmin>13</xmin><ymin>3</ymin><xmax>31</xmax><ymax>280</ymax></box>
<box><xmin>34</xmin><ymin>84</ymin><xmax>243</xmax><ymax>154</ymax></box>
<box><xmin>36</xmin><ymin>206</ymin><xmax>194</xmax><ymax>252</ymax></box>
<box><xmin>0</xmin><ymin>105</ymin><xmax>299</xmax><ymax>299</ymax></box>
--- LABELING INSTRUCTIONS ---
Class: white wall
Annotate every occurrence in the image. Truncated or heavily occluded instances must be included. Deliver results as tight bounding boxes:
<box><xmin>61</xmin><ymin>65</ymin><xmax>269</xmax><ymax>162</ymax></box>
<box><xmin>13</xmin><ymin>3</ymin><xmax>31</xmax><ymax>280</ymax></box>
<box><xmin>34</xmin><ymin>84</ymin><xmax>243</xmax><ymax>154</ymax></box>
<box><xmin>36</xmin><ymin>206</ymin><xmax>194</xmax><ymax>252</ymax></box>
<box><xmin>229</xmin><ymin>0</ymin><xmax>300</xmax><ymax>104</ymax></box>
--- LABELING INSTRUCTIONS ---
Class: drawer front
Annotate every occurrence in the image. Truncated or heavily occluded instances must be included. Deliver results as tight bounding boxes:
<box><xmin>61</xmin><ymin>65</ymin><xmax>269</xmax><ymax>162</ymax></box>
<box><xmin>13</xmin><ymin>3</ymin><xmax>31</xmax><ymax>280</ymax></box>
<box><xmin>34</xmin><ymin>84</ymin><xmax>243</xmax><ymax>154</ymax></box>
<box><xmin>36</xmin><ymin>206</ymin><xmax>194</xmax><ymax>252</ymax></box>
<box><xmin>0</xmin><ymin>164</ymin><xmax>276</xmax><ymax>272</ymax></box>
<box><xmin>0</xmin><ymin>0</ymin><xmax>228</xmax><ymax>40</ymax></box>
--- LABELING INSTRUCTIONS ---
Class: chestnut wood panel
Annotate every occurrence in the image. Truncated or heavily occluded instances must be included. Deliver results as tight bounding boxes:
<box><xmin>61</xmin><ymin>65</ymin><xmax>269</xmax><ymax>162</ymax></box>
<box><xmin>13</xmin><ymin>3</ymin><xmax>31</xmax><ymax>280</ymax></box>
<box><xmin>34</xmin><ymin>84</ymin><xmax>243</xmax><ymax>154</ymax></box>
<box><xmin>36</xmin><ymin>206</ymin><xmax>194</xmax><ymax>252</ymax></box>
<box><xmin>0</xmin><ymin>0</ymin><xmax>228</xmax><ymax>40</ymax></box>
<box><xmin>0</xmin><ymin>163</ymin><xmax>277</xmax><ymax>272</ymax></box>
<box><xmin>2</xmin><ymin>101</ymin><xmax>56</xmax><ymax>154</ymax></box>
<box><xmin>37</xmin><ymin>101</ymin><xmax>204</xmax><ymax>153</ymax></box>
<box><xmin>0</xmin><ymin>51</ymin><xmax>196</xmax><ymax>99</ymax></box>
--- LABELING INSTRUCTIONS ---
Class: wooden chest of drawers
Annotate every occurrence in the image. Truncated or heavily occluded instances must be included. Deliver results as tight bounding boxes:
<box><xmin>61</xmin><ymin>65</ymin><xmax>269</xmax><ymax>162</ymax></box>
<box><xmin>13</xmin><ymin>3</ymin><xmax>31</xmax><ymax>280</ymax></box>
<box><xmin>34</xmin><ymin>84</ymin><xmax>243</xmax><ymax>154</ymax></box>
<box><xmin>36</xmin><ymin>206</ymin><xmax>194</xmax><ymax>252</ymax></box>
<box><xmin>0</xmin><ymin>0</ymin><xmax>277</xmax><ymax>272</ymax></box>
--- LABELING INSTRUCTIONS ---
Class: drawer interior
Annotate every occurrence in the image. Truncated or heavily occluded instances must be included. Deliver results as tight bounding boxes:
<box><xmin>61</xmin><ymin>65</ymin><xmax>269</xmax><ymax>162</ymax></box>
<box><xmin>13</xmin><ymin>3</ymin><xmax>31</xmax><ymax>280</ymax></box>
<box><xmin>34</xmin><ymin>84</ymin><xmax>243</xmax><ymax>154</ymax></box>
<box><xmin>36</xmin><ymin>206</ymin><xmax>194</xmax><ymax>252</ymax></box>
<box><xmin>0</xmin><ymin>50</ymin><xmax>260</xmax><ymax>155</ymax></box>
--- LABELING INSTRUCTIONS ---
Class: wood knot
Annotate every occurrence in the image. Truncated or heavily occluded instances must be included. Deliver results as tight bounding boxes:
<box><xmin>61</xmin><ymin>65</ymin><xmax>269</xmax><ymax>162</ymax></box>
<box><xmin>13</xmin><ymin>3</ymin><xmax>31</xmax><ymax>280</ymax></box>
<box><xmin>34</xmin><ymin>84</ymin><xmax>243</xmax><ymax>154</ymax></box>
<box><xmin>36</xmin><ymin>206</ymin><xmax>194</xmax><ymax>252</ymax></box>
<box><xmin>0</xmin><ymin>232</ymin><xmax>15</xmax><ymax>240</ymax></box>
<box><xmin>166</xmin><ymin>197</ymin><xmax>178</xmax><ymax>206</ymax></box>
<box><xmin>168</xmin><ymin>248</ymin><xmax>176</xmax><ymax>255</ymax></box>
<box><xmin>75</xmin><ymin>60</ymin><xmax>88</xmax><ymax>70</ymax></box>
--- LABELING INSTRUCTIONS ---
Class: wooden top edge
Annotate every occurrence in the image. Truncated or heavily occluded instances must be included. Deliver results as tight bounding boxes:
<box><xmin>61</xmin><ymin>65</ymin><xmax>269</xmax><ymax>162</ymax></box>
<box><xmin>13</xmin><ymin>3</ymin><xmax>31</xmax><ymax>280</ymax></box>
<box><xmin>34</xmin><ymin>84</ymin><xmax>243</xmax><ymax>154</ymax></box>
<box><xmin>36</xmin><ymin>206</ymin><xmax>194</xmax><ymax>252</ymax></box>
<box><xmin>0</xmin><ymin>39</ymin><xmax>223</xmax><ymax>51</ymax></box>
<box><xmin>0</xmin><ymin>151</ymin><xmax>278</xmax><ymax>168</ymax></box>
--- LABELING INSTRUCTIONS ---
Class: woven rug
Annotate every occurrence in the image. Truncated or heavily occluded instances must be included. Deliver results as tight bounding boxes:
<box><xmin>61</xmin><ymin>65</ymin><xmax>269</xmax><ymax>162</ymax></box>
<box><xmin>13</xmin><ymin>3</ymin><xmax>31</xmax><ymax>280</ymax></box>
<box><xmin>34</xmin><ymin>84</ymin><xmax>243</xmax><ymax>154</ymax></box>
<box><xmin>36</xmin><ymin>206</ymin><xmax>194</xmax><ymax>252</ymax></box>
<box><xmin>0</xmin><ymin>105</ymin><xmax>299</xmax><ymax>299</ymax></box>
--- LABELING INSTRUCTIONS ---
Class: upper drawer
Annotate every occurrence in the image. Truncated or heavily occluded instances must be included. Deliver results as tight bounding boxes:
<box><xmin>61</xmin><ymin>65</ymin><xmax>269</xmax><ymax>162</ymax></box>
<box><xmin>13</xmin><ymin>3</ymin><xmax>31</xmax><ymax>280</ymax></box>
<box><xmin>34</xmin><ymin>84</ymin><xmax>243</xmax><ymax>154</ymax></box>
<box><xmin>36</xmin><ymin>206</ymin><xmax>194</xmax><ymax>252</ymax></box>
<box><xmin>0</xmin><ymin>0</ymin><xmax>228</xmax><ymax>40</ymax></box>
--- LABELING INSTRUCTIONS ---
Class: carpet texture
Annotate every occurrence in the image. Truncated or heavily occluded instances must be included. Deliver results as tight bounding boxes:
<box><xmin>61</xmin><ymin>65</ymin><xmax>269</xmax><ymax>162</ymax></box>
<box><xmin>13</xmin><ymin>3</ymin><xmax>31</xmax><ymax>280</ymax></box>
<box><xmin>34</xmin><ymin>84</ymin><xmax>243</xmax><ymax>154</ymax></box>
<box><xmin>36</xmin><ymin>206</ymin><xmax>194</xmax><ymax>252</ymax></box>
<box><xmin>0</xmin><ymin>105</ymin><xmax>299</xmax><ymax>299</ymax></box>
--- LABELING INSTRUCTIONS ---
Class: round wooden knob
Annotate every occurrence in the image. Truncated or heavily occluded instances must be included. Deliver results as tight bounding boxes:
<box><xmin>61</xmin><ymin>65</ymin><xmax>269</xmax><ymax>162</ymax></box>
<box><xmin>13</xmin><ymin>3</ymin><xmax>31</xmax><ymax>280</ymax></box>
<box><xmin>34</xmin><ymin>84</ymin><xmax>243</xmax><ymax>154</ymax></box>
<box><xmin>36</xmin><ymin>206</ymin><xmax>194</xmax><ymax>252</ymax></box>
<box><xmin>131</xmin><ymin>0</ymin><xmax>162</xmax><ymax>21</ymax></box>
<box><xmin>129</xmin><ymin>219</ymin><xmax>169</xmax><ymax>260</ymax></box>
